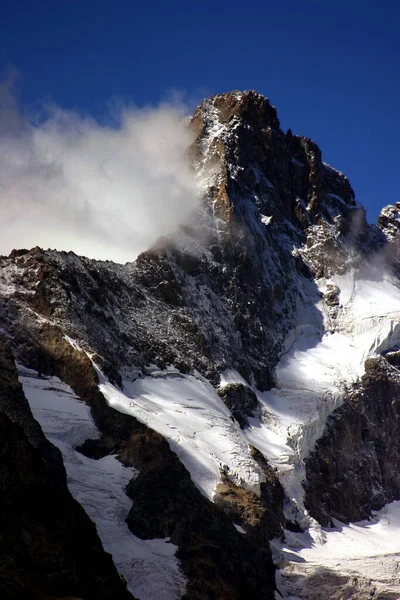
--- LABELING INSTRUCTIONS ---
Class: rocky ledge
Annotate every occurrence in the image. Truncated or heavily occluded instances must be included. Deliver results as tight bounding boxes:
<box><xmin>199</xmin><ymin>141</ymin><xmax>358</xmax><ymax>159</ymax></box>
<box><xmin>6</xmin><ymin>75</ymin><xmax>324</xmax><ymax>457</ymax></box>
<box><xmin>304</xmin><ymin>355</ymin><xmax>400</xmax><ymax>525</ymax></box>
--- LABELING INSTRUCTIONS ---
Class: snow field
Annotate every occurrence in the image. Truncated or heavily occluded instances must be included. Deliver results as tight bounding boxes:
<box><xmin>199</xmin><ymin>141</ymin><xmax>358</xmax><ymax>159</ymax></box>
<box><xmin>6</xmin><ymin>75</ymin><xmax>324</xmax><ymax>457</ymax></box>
<box><xmin>244</xmin><ymin>267</ymin><xmax>400</xmax><ymax>520</ymax></box>
<box><xmin>95</xmin><ymin>364</ymin><xmax>266</xmax><ymax>500</ymax></box>
<box><xmin>275</xmin><ymin>502</ymin><xmax>400</xmax><ymax>599</ymax></box>
<box><xmin>20</xmin><ymin>260</ymin><xmax>400</xmax><ymax>599</ymax></box>
<box><xmin>19</xmin><ymin>366</ymin><xmax>188</xmax><ymax>600</ymax></box>
<box><xmin>90</xmin><ymin>264</ymin><xmax>400</xmax><ymax>595</ymax></box>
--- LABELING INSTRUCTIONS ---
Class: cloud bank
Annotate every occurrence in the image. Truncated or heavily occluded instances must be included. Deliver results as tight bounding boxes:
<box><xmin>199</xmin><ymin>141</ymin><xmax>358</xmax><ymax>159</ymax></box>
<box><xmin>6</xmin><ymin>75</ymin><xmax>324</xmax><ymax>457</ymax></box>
<box><xmin>0</xmin><ymin>76</ymin><xmax>200</xmax><ymax>262</ymax></box>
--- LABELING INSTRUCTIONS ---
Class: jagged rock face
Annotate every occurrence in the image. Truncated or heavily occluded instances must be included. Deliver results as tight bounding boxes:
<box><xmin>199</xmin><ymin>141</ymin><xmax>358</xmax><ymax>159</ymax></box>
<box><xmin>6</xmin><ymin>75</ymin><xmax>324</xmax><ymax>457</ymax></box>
<box><xmin>27</xmin><ymin>325</ymin><xmax>278</xmax><ymax>600</ymax></box>
<box><xmin>214</xmin><ymin>446</ymin><xmax>285</xmax><ymax>545</ymax></box>
<box><xmin>0</xmin><ymin>338</ymin><xmax>132</xmax><ymax>600</ymax></box>
<box><xmin>217</xmin><ymin>383</ymin><xmax>258</xmax><ymax>428</ymax></box>
<box><xmin>377</xmin><ymin>202</ymin><xmax>400</xmax><ymax>241</ymax></box>
<box><xmin>3</xmin><ymin>89</ymin><xmax>400</xmax><ymax>599</ymax></box>
<box><xmin>376</xmin><ymin>202</ymin><xmax>400</xmax><ymax>277</ymax></box>
<box><xmin>304</xmin><ymin>356</ymin><xmax>400</xmax><ymax>526</ymax></box>
<box><xmin>297</xmin><ymin>211</ymin><xmax>370</xmax><ymax>279</ymax></box>
<box><xmin>0</xmin><ymin>247</ymin><xmax>217</xmax><ymax>383</ymax></box>
<box><xmin>191</xmin><ymin>91</ymin><xmax>356</xmax><ymax>229</ymax></box>
<box><xmin>0</xmin><ymin>91</ymin><xmax>368</xmax><ymax>393</ymax></box>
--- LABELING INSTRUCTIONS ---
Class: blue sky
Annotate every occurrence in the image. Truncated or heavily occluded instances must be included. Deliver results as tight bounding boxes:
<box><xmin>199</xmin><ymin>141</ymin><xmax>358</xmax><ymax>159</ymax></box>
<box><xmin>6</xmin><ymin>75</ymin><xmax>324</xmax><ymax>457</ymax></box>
<box><xmin>1</xmin><ymin>0</ymin><xmax>399</xmax><ymax>223</ymax></box>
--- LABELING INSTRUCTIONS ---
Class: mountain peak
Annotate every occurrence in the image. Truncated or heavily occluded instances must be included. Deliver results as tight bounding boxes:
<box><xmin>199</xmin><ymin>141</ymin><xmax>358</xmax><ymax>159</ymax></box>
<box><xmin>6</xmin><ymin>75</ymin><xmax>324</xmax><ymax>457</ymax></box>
<box><xmin>191</xmin><ymin>89</ymin><xmax>356</xmax><ymax>233</ymax></box>
<box><xmin>192</xmin><ymin>89</ymin><xmax>280</xmax><ymax>134</ymax></box>
<box><xmin>2</xmin><ymin>86</ymin><xmax>400</xmax><ymax>600</ymax></box>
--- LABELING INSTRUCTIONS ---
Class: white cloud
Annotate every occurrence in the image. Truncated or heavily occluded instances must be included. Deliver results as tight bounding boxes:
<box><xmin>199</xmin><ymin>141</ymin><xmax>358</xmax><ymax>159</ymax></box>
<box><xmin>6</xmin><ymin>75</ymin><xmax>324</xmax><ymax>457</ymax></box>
<box><xmin>0</xmin><ymin>75</ymin><xmax>200</xmax><ymax>263</ymax></box>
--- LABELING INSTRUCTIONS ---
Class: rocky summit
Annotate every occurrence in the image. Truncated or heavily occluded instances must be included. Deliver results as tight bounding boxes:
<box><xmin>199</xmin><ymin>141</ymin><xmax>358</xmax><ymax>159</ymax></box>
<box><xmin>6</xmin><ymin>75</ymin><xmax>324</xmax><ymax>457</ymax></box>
<box><xmin>1</xmin><ymin>90</ymin><xmax>400</xmax><ymax>599</ymax></box>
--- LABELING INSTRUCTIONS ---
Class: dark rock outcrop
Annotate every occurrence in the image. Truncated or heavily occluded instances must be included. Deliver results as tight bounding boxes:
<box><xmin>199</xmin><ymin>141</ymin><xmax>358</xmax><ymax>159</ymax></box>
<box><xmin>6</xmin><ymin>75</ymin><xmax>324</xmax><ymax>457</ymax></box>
<box><xmin>217</xmin><ymin>383</ymin><xmax>258</xmax><ymax>428</ymax></box>
<box><xmin>123</xmin><ymin>435</ymin><xmax>276</xmax><ymax>600</ymax></box>
<box><xmin>304</xmin><ymin>355</ymin><xmax>400</xmax><ymax>525</ymax></box>
<box><xmin>376</xmin><ymin>202</ymin><xmax>400</xmax><ymax>276</ymax></box>
<box><xmin>0</xmin><ymin>338</ymin><xmax>133</xmax><ymax>600</ymax></box>
<box><xmin>214</xmin><ymin>446</ymin><xmax>285</xmax><ymax>544</ymax></box>
<box><xmin>377</xmin><ymin>202</ymin><xmax>400</xmax><ymax>241</ymax></box>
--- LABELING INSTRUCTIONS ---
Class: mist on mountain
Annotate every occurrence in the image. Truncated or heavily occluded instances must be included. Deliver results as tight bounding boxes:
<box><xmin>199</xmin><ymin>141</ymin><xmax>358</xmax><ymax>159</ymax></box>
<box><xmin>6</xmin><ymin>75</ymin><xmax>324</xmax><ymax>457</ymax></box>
<box><xmin>0</xmin><ymin>73</ymin><xmax>200</xmax><ymax>263</ymax></box>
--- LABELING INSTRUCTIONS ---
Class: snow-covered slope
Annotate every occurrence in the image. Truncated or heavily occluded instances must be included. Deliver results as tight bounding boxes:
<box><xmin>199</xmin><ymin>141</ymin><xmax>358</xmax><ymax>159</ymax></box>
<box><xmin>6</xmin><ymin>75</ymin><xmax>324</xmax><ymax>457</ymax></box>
<box><xmin>92</xmin><ymin>258</ymin><xmax>400</xmax><ymax>598</ymax></box>
<box><xmin>276</xmin><ymin>502</ymin><xmax>400</xmax><ymax>599</ymax></box>
<box><xmin>95</xmin><ymin>364</ymin><xmax>265</xmax><ymax>500</ymax></box>
<box><xmin>246</xmin><ymin>264</ymin><xmax>400</xmax><ymax>518</ymax></box>
<box><xmin>2</xmin><ymin>90</ymin><xmax>400</xmax><ymax>599</ymax></box>
<box><xmin>19</xmin><ymin>365</ymin><xmax>188</xmax><ymax>600</ymax></box>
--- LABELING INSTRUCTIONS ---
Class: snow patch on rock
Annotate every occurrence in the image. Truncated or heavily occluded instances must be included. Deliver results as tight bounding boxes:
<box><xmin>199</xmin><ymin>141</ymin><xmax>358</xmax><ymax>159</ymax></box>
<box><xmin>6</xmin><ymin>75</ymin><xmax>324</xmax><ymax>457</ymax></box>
<box><xmin>19</xmin><ymin>366</ymin><xmax>188</xmax><ymax>600</ymax></box>
<box><xmin>95</xmin><ymin>365</ymin><xmax>266</xmax><ymax>500</ymax></box>
<box><xmin>244</xmin><ymin>265</ymin><xmax>400</xmax><ymax>526</ymax></box>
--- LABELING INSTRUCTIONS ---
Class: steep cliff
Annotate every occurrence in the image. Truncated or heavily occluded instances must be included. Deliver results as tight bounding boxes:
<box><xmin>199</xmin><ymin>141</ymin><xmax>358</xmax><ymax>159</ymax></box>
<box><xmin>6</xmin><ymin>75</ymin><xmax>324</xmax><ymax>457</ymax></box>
<box><xmin>1</xmin><ymin>90</ymin><xmax>400</xmax><ymax>599</ymax></box>
<box><xmin>0</xmin><ymin>337</ymin><xmax>132</xmax><ymax>600</ymax></box>
<box><xmin>304</xmin><ymin>355</ymin><xmax>400</xmax><ymax>525</ymax></box>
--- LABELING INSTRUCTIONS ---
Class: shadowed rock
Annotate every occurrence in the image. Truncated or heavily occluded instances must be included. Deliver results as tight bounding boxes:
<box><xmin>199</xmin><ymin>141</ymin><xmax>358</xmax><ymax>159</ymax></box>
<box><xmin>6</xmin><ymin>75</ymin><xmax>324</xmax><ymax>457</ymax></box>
<box><xmin>0</xmin><ymin>337</ymin><xmax>133</xmax><ymax>600</ymax></box>
<box><xmin>217</xmin><ymin>383</ymin><xmax>258</xmax><ymax>428</ymax></box>
<box><xmin>304</xmin><ymin>356</ymin><xmax>400</xmax><ymax>525</ymax></box>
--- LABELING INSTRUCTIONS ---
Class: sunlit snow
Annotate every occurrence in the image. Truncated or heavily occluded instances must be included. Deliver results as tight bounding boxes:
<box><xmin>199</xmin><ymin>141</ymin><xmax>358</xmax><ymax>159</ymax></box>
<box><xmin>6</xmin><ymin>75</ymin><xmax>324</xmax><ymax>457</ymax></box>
<box><xmin>244</xmin><ymin>266</ymin><xmax>400</xmax><ymax>525</ymax></box>
<box><xmin>275</xmin><ymin>501</ymin><xmax>400</xmax><ymax>598</ymax></box>
<box><xmin>19</xmin><ymin>256</ymin><xmax>400</xmax><ymax>599</ymax></box>
<box><xmin>88</xmin><ymin>263</ymin><xmax>400</xmax><ymax>597</ymax></box>
<box><xmin>95</xmin><ymin>365</ymin><xmax>265</xmax><ymax>500</ymax></box>
<box><xmin>19</xmin><ymin>366</ymin><xmax>188</xmax><ymax>600</ymax></box>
